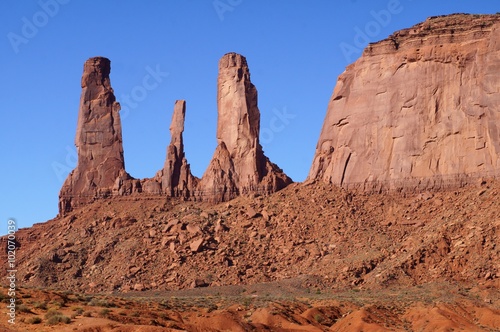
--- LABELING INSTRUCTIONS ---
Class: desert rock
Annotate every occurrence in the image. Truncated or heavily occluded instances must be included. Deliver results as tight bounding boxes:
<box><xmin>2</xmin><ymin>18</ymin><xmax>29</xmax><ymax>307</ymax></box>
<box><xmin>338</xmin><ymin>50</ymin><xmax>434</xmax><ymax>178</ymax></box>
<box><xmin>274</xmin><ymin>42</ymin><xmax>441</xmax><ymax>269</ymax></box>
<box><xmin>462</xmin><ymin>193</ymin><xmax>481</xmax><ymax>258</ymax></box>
<box><xmin>308</xmin><ymin>14</ymin><xmax>500</xmax><ymax>191</ymax></box>
<box><xmin>59</xmin><ymin>57</ymin><xmax>129</xmax><ymax>213</ymax></box>
<box><xmin>160</xmin><ymin>100</ymin><xmax>198</xmax><ymax>198</ymax></box>
<box><xmin>197</xmin><ymin>53</ymin><xmax>292</xmax><ymax>201</ymax></box>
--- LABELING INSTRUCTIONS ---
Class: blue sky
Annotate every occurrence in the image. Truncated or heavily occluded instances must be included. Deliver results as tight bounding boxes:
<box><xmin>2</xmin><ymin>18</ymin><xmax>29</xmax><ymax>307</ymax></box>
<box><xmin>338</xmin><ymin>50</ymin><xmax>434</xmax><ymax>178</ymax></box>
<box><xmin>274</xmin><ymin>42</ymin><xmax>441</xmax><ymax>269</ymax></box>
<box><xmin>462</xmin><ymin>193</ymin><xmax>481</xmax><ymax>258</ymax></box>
<box><xmin>1</xmin><ymin>0</ymin><xmax>498</xmax><ymax>233</ymax></box>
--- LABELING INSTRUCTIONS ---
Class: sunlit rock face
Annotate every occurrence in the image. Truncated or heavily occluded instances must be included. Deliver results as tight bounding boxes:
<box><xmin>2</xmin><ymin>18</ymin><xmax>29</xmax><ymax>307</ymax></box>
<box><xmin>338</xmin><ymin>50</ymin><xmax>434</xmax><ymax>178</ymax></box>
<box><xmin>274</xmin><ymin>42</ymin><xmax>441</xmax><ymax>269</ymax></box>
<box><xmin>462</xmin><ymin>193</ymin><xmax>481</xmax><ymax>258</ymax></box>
<box><xmin>309</xmin><ymin>14</ymin><xmax>500</xmax><ymax>191</ymax></box>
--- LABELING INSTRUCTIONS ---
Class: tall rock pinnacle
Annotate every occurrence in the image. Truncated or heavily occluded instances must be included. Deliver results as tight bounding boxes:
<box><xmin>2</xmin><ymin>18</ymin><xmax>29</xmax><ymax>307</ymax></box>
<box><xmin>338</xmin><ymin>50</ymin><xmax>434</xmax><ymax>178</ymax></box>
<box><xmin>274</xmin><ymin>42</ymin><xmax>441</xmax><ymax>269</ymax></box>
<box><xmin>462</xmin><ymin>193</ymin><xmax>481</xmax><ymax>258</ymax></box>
<box><xmin>308</xmin><ymin>14</ymin><xmax>500</xmax><ymax>190</ymax></box>
<box><xmin>197</xmin><ymin>53</ymin><xmax>292</xmax><ymax>201</ymax></box>
<box><xmin>59</xmin><ymin>54</ymin><xmax>292</xmax><ymax>213</ymax></box>
<box><xmin>59</xmin><ymin>57</ymin><xmax>127</xmax><ymax>213</ymax></box>
<box><xmin>161</xmin><ymin>100</ymin><xmax>197</xmax><ymax>197</ymax></box>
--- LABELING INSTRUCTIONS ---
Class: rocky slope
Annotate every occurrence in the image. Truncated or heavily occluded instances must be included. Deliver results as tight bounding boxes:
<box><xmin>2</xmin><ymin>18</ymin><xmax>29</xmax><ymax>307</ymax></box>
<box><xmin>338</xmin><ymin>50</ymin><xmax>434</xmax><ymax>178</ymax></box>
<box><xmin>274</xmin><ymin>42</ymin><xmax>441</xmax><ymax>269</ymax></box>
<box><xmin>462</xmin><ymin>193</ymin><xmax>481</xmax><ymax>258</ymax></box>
<box><xmin>4</xmin><ymin>179</ymin><xmax>499</xmax><ymax>295</ymax></box>
<box><xmin>309</xmin><ymin>14</ymin><xmax>500</xmax><ymax>190</ymax></box>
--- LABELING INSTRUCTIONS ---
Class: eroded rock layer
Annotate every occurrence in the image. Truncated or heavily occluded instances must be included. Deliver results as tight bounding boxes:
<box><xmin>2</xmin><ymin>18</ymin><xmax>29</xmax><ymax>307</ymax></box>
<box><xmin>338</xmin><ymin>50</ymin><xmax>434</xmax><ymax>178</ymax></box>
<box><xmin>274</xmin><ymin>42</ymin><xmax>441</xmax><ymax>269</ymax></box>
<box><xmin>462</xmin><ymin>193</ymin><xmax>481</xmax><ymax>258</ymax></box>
<box><xmin>308</xmin><ymin>14</ymin><xmax>500</xmax><ymax>190</ymax></box>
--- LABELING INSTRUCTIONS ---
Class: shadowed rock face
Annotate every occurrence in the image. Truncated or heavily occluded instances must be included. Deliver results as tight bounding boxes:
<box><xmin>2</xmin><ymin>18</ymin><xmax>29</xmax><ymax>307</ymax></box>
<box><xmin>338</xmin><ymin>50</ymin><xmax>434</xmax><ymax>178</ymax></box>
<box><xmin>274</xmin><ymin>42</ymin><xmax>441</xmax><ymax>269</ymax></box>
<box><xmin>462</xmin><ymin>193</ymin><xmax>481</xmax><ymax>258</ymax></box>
<box><xmin>197</xmin><ymin>53</ymin><xmax>292</xmax><ymax>202</ymax></box>
<box><xmin>308</xmin><ymin>14</ymin><xmax>500</xmax><ymax>191</ymax></box>
<box><xmin>59</xmin><ymin>57</ymin><xmax>127</xmax><ymax>213</ymax></box>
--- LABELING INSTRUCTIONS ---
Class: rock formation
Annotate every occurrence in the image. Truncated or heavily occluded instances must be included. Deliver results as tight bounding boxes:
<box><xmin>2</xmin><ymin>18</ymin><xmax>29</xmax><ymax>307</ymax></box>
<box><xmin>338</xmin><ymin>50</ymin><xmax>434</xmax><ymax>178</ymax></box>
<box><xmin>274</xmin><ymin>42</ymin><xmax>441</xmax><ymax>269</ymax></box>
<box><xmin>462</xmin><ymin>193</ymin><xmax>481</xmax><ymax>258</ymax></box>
<box><xmin>197</xmin><ymin>53</ymin><xmax>292</xmax><ymax>201</ymax></box>
<box><xmin>308</xmin><ymin>14</ymin><xmax>500</xmax><ymax>190</ymax></box>
<box><xmin>60</xmin><ymin>53</ymin><xmax>291</xmax><ymax>214</ymax></box>
<box><xmin>59</xmin><ymin>57</ymin><xmax>128</xmax><ymax>213</ymax></box>
<box><xmin>160</xmin><ymin>100</ymin><xmax>197</xmax><ymax>198</ymax></box>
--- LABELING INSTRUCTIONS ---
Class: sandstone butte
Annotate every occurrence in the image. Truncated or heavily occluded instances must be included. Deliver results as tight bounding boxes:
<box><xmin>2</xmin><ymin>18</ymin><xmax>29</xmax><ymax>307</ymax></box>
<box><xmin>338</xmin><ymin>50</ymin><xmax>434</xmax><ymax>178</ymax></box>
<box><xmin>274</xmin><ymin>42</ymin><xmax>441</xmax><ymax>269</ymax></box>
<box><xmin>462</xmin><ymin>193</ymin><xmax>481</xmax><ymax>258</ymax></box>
<box><xmin>59</xmin><ymin>53</ymin><xmax>292</xmax><ymax>214</ymax></box>
<box><xmin>308</xmin><ymin>14</ymin><xmax>500</xmax><ymax>191</ymax></box>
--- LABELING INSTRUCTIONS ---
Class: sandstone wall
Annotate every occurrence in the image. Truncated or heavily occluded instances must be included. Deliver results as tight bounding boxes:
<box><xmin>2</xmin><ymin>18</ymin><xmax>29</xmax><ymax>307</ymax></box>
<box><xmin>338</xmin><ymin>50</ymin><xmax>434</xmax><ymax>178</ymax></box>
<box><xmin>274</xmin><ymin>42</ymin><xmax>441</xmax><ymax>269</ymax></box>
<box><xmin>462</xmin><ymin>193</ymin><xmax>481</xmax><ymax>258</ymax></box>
<box><xmin>309</xmin><ymin>14</ymin><xmax>500</xmax><ymax>190</ymax></box>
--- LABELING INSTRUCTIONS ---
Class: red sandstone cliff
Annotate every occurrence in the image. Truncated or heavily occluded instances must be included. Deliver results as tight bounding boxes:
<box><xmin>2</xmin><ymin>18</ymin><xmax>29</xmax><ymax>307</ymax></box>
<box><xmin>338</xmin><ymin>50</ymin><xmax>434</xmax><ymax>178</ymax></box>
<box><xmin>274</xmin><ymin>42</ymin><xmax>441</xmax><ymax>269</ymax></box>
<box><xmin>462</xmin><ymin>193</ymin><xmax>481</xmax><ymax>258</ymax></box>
<box><xmin>308</xmin><ymin>14</ymin><xmax>500</xmax><ymax>190</ymax></box>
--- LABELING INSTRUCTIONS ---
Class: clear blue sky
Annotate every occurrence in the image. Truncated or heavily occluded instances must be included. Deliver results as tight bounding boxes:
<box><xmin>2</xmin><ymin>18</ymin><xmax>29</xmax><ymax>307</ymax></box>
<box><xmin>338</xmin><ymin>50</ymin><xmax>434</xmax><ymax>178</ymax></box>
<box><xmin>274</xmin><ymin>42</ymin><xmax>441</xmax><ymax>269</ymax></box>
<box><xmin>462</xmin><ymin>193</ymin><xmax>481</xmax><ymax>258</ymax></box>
<box><xmin>1</xmin><ymin>0</ymin><xmax>498</xmax><ymax>233</ymax></box>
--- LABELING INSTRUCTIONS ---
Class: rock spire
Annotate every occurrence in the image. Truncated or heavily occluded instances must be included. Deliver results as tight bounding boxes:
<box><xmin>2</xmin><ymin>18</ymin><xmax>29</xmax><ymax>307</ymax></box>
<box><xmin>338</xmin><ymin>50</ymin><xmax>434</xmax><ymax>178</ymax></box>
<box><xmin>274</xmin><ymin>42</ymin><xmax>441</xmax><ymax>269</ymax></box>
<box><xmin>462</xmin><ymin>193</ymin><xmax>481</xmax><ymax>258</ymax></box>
<box><xmin>197</xmin><ymin>53</ymin><xmax>292</xmax><ymax>201</ymax></box>
<box><xmin>59</xmin><ymin>53</ymin><xmax>292</xmax><ymax>214</ymax></box>
<box><xmin>59</xmin><ymin>57</ymin><xmax>127</xmax><ymax>213</ymax></box>
<box><xmin>161</xmin><ymin>100</ymin><xmax>197</xmax><ymax>198</ymax></box>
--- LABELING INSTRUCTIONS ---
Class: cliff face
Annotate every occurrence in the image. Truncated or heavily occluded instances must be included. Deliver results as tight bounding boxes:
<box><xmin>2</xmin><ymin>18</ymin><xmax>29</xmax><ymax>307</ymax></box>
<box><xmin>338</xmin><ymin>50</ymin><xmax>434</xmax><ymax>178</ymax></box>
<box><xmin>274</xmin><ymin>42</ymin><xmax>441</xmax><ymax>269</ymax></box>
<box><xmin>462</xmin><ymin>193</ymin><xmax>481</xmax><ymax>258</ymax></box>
<box><xmin>59</xmin><ymin>57</ymin><xmax>128</xmax><ymax>213</ymax></box>
<box><xmin>309</xmin><ymin>14</ymin><xmax>500</xmax><ymax>190</ymax></box>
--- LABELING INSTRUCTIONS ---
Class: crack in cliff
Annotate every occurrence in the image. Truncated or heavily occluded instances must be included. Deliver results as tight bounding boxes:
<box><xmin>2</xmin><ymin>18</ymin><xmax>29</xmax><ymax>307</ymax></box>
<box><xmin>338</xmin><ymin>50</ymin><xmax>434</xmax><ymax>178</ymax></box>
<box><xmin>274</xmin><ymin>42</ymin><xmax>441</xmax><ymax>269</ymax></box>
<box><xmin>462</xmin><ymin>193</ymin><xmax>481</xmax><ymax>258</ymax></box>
<box><xmin>340</xmin><ymin>152</ymin><xmax>352</xmax><ymax>186</ymax></box>
<box><xmin>394</xmin><ymin>63</ymin><xmax>406</xmax><ymax>74</ymax></box>
<box><xmin>334</xmin><ymin>116</ymin><xmax>350</xmax><ymax>127</ymax></box>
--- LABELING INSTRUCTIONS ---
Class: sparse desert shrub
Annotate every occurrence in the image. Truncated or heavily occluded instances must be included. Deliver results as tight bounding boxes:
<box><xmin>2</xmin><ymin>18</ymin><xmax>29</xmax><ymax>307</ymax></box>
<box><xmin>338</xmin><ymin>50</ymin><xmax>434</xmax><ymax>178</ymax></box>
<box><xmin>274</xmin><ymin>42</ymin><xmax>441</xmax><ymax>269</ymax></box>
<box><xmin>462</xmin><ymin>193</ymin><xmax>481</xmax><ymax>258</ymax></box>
<box><xmin>131</xmin><ymin>311</ymin><xmax>140</xmax><ymax>317</ymax></box>
<box><xmin>99</xmin><ymin>308</ymin><xmax>111</xmax><ymax>318</ymax></box>
<box><xmin>314</xmin><ymin>313</ymin><xmax>324</xmax><ymax>323</ymax></box>
<box><xmin>119</xmin><ymin>311</ymin><xmax>127</xmax><ymax>316</ymax></box>
<box><xmin>45</xmin><ymin>309</ymin><xmax>71</xmax><ymax>325</ymax></box>
<box><xmin>89</xmin><ymin>298</ymin><xmax>115</xmax><ymax>308</ymax></box>
<box><xmin>16</xmin><ymin>304</ymin><xmax>32</xmax><ymax>313</ymax></box>
<box><xmin>47</xmin><ymin>314</ymin><xmax>71</xmax><ymax>325</ymax></box>
<box><xmin>206</xmin><ymin>304</ymin><xmax>217</xmax><ymax>313</ymax></box>
<box><xmin>26</xmin><ymin>316</ymin><xmax>42</xmax><ymax>324</ymax></box>
<box><xmin>45</xmin><ymin>309</ymin><xmax>62</xmax><ymax>319</ymax></box>
<box><xmin>72</xmin><ymin>307</ymin><xmax>84</xmax><ymax>315</ymax></box>
<box><xmin>77</xmin><ymin>295</ymin><xmax>93</xmax><ymax>302</ymax></box>
<box><xmin>50</xmin><ymin>300</ymin><xmax>66</xmax><ymax>308</ymax></box>
<box><xmin>242</xmin><ymin>297</ymin><xmax>252</xmax><ymax>308</ymax></box>
<box><xmin>33</xmin><ymin>301</ymin><xmax>48</xmax><ymax>310</ymax></box>
<box><xmin>83</xmin><ymin>311</ymin><xmax>92</xmax><ymax>317</ymax></box>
